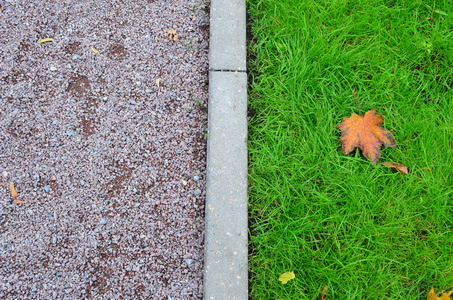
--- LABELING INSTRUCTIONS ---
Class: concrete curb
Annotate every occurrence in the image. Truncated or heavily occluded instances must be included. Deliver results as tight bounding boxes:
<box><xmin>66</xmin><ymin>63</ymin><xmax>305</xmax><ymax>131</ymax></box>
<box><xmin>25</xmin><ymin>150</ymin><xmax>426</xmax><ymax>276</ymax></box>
<box><xmin>203</xmin><ymin>0</ymin><xmax>248</xmax><ymax>299</ymax></box>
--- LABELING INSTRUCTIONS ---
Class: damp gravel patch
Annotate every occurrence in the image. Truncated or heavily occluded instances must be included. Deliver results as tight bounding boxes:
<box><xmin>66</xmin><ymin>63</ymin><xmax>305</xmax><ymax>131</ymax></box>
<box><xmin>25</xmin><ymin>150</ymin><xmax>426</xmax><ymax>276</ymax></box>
<box><xmin>0</xmin><ymin>0</ymin><xmax>209</xmax><ymax>298</ymax></box>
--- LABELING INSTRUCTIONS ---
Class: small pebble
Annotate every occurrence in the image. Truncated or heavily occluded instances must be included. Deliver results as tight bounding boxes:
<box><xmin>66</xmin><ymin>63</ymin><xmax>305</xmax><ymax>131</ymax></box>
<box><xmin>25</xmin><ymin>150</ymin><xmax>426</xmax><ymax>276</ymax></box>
<box><xmin>185</xmin><ymin>259</ymin><xmax>193</xmax><ymax>266</ymax></box>
<box><xmin>193</xmin><ymin>175</ymin><xmax>200</xmax><ymax>181</ymax></box>
<box><xmin>50</xmin><ymin>66</ymin><xmax>57</xmax><ymax>71</ymax></box>
<box><xmin>66</xmin><ymin>131</ymin><xmax>75</xmax><ymax>136</ymax></box>
<box><xmin>80</xmin><ymin>180</ymin><xmax>85</xmax><ymax>185</ymax></box>
<box><xmin>146</xmin><ymin>89</ymin><xmax>152</xmax><ymax>93</ymax></box>
<box><xmin>44</xmin><ymin>185</ymin><xmax>51</xmax><ymax>192</ymax></box>
<box><xmin>99</xmin><ymin>218</ymin><xmax>107</xmax><ymax>225</ymax></box>
<box><xmin>194</xmin><ymin>189</ymin><xmax>201</xmax><ymax>196</ymax></box>
<box><xmin>72</xmin><ymin>54</ymin><xmax>79</xmax><ymax>60</ymax></box>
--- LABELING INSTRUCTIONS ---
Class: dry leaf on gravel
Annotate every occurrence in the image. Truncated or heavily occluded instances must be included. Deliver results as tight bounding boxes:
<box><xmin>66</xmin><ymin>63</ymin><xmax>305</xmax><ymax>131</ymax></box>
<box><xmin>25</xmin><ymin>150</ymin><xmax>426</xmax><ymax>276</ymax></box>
<box><xmin>9</xmin><ymin>182</ymin><xmax>18</xmax><ymax>197</ymax></box>
<box><xmin>12</xmin><ymin>199</ymin><xmax>28</xmax><ymax>204</ymax></box>
<box><xmin>278</xmin><ymin>272</ymin><xmax>295</xmax><ymax>284</ymax></box>
<box><xmin>165</xmin><ymin>29</ymin><xmax>178</xmax><ymax>41</ymax></box>
<box><xmin>337</xmin><ymin>109</ymin><xmax>396</xmax><ymax>164</ymax></box>
<box><xmin>428</xmin><ymin>288</ymin><xmax>452</xmax><ymax>300</ymax></box>
<box><xmin>156</xmin><ymin>78</ymin><xmax>161</xmax><ymax>87</ymax></box>
<box><xmin>90</xmin><ymin>46</ymin><xmax>99</xmax><ymax>53</ymax></box>
<box><xmin>38</xmin><ymin>38</ymin><xmax>54</xmax><ymax>43</ymax></box>
<box><xmin>380</xmin><ymin>162</ymin><xmax>408</xmax><ymax>174</ymax></box>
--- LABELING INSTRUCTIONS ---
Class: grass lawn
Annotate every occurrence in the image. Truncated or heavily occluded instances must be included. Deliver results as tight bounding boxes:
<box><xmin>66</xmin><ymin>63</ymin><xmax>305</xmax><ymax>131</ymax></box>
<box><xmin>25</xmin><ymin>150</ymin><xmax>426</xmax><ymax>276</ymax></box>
<box><xmin>247</xmin><ymin>0</ymin><xmax>453</xmax><ymax>299</ymax></box>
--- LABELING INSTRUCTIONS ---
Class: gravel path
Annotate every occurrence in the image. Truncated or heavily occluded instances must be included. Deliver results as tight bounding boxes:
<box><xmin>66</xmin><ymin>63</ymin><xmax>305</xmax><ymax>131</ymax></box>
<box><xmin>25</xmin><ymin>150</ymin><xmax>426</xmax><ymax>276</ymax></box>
<box><xmin>0</xmin><ymin>0</ymin><xmax>209</xmax><ymax>298</ymax></box>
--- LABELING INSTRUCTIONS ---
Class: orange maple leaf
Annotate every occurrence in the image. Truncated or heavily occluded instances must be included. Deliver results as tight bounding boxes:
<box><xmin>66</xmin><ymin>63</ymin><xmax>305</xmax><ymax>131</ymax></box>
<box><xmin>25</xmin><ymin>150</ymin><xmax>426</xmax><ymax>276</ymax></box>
<box><xmin>337</xmin><ymin>109</ymin><xmax>396</xmax><ymax>164</ymax></box>
<box><xmin>428</xmin><ymin>288</ymin><xmax>452</xmax><ymax>300</ymax></box>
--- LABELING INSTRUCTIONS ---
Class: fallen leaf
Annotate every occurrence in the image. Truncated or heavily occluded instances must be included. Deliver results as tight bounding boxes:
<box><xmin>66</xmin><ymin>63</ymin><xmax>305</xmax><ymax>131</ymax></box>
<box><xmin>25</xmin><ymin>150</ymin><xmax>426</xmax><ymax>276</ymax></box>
<box><xmin>38</xmin><ymin>38</ymin><xmax>54</xmax><ymax>43</ymax></box>
<box><xmin>9</xmin><ymin>182</ymin><xmax>18</xmax><ymax>197</ymax></box>
<box><xmin>278</xmin><ymin>271</ymin><xmax>295</xmax><ymax>284</ymax></box>
<box><xmin>337</xmin><ymin>109</ymin><xmax>396</xmax><ymax>164</ymax></box>
<box><xmin>380</xmin><ymin>162</ymin><xmax>409</xmax><ymax>174</ymax></box>
<box><xmin>156</xmin><ymin>78</ymin><xmax>161</xmax><ymax>87</ymax></box>
<box><xmin>428</xmin><ymin>288</ymin><xmax>452</xmax><ymax>300</ymax></box>
<box><xmin>320</xmin><ymin>286</ymin><xmax>328</xmax><ymax>300</ymax></box>
<box><xmin>165</xmin><ymin>29</ymin><xmax>178</xmax><ymax>41</ymax></box>
<box><xmin>90</xmin><ymin>46</ymin><xmax>99</xmax><ymax>53</ymax></box>
<box><xmin>12</xmin><ymin>199</ymin><xmax>28</xmax><ymax>204</ymax></box>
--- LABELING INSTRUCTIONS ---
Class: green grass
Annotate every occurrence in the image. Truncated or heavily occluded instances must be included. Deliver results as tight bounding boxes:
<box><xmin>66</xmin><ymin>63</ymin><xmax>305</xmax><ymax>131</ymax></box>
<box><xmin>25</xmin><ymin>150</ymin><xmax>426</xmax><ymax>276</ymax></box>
<box><xmin>247</xmin><ymin>0</ymin><xmax>453</xmax><ymax>299</ymax></box>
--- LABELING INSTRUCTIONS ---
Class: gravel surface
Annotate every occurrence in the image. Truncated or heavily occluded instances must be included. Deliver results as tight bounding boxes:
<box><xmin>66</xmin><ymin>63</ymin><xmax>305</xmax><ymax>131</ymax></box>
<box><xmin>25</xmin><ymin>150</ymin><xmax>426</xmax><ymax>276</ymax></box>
<box><xmin>0</xmin><ymin>0</ymin><xmax>209</xmax><ymax>298</ymax></box>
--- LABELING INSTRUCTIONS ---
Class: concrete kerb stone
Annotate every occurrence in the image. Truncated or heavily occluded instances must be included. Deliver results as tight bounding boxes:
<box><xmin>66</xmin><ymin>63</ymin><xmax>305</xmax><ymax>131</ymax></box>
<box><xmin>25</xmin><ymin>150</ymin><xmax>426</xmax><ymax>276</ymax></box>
<box><xmin>203</xmin><ymin>0</ymin><xmax>248</xmax><ymax>299</ymax></box>
<box><xmin>204</xmin><ymin>71</ymin><xmax>248</xmax><ymax>299</ymax></box>
<box><xmin>209</xmin><ymin>0</ymin><xmax>246</xmax><ymax>71</ymax></box>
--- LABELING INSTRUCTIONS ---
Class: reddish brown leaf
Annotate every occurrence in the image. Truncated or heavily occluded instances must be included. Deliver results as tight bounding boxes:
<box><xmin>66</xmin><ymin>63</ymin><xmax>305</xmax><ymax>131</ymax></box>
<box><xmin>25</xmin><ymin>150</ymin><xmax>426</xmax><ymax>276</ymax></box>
<box><xmin>337</xmin><ymin>109</ymin><xmax>396</xmax><ymax>164</ymax></box>
<box><xmin>380</xmin><ymin>162</ymin><xmax>409</xmax><ymax>174</ymax></box>
<box><xmin>320</xmin><ymin>286</ymin><xmax>328</xmax><ymax>300</ymax></box>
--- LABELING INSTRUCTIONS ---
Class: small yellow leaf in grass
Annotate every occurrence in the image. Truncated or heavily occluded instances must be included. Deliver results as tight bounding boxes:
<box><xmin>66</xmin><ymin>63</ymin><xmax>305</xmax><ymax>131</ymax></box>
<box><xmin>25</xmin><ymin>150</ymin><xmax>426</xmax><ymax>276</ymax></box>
<box><xmin>156</xmin><ymin>78</ymin><xmax>161</xmax><ymax>87</ymax></box>
<box><xmin>38</xmin><ymin>38</ymin><xmax>54</xmax><ymax>43</ymax></box>
<box><xmin>9</xmin><ymin>182</ymin><xmax>18</xmax><ymax>197</ymax></box>
<box><xmin>278</xmin><ymin>272</ymin><xmax>295</xmax><ymax>284</ymax></box>
<box><xmin>90</xmin><ymin>46</ymin><xmax>99</xmax><ymax>53</ymax></box>
<box><xmin>428</xmin><ymin>288</ymin><xmax>452</xmax><ymax>300</ymax></box>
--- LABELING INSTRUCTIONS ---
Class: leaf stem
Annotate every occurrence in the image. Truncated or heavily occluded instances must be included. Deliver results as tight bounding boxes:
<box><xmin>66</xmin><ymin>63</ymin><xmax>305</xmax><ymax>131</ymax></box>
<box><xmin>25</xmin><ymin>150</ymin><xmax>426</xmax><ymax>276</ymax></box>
<box><xmin>353</xmin><ymin>89</ymin><xmax>363</xmax><ymax>117</ymax></box>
